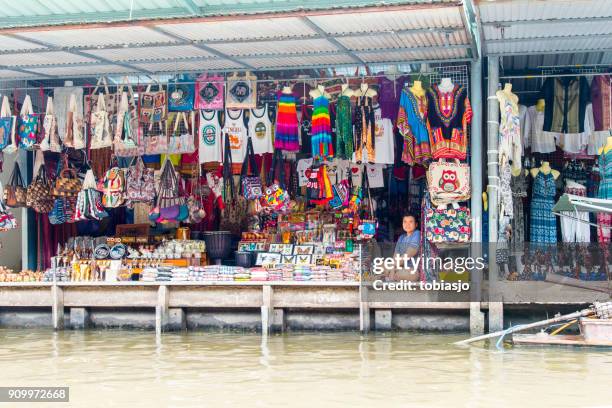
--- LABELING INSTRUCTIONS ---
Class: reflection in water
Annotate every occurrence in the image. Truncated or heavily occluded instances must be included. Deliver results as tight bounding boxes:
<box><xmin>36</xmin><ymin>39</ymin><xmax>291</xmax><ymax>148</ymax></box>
<box><xmin>0</xmin><ymin>329</ymin><xmax>611</xmax><ymax>408</ymax></box>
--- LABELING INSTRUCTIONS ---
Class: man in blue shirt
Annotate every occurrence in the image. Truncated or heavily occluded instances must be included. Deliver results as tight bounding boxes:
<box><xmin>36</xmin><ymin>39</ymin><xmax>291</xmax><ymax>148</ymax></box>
<box><xmin>391</xmin><ymin>214</ymin><xmax>421</xmax><ymax>281</ymax></box>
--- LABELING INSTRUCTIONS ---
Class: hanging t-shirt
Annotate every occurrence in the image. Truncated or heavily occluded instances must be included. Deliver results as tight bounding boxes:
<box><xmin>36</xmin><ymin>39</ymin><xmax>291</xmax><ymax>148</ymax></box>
<box><xmin>199</xmin><ymin>110</ymin><xmax>222</xmax><ymax>164</ymax></box>
<box><xmin>374</xmin><ymin>107</ymin><xmax>395</xmax><ymax>164</ymax></box>
<box><xmin>325</xmin><ymin>158</ymin><xmax>350</xmax><ymax>185</ymax></box>
<box><xmin>249</xmin><ymin>104</ymin><xmax>274</xmax><ymax>155</ymax></box>
<box><xmin>349</xmin><ymin>163</ymin><xmax>364</xmax><ymax>187</ymax></box>
<box><xmin>222</xmin><ymin>109</ymin><xmax>248</xmax><ymax>164</ymax></box>
<box><xmin>297</xmin><ymin>158</ymin><xmax>313</xmax><ymax>187</ymax></box>
<box><xmin>366</xmin><ymin>163</ymin><xmax>385</xmax><ymax>188</ymax></box>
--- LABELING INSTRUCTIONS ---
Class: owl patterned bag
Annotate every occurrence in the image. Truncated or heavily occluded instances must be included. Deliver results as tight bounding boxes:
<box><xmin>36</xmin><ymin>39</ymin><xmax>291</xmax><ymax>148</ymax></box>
<box><xmin>426</xmin><ymin>159</ymin><xmax>471</xmax><ymax>206</ymax></box>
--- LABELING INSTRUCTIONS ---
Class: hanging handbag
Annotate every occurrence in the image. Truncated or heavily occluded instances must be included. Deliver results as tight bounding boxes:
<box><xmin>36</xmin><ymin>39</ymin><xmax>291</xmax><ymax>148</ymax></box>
<box><xmin>53</xmin><ymin>157</ymin><xmax>82</xmax><ymax>197</ymax></box>
<box><xmin>4</xmin><ymin>162</ymin><xmax>27</xmax><ymax>207</ymax></box>
<box><xmin>99</xmin><ymin>157</ymin><xmax>126</xmax><ymax>208</ymax></box>
<box><xmin>26</xmin><ymin>151</ymin><xmax>54</xmax><ymax>213</ymax></box>
<box><xmin>17</xmin><ymin>95</ymin><xmax>38</xmax><ymax>150</ymax></box>
<box><xmin>114</xmin><ymin>78</ymin><xmax>143</xmax><ymax>157</ymax></box>
<box><xmin>0</xmin><ymin>181</ymin><xmax>17</xmax><ymax>232</ymax></box>
<box><xmin>219</xmin><ymin>134</ymin><xmax>247</xmax><ymax>235</ymax></box>
<box><xmin>426</xmin><ymin>159</ymin><xmax>471</xmax><ymax>206</ymax></box>
<box><xmin>48</xmin><ymin>197</ymin><xmax>66</xmax><ymax>225</ymax></box>
<box><xmin>90</xmin><ymin>92</ymin><xmax>112</xmax><ymax>149</ymax></box>
<box><xmin>424</xmin><ymin>203</ymin><xmax>472</xmax><ymax>243</ymax></box>
<box><xmin>226</xmin><ymin>72</ymin><xmax>257</xmax><ymax>109</ymax></box>
<box><xmin>75</xmin><ymin>169</ymin><xmax>108</xmax><ymax>221</ymax></box>
<box><xmin>240</xmin><ymin>136</ymin><xmax>262</xmax><ymax>199</ymax></box>
<box><xmin>156</xmin><ymin>159</ymin><xmax>184</xmax><ymax>222</ymax></box>
<box><xmin>0</xmin><ymin>95</ymin><xmax>15</xmax><ymax>151</ymax></box>
<box><xmin>195</xmin><ymin>73</ymin><xmax>224</xmax><ymax>110</ymax></box>
<box><xmin>40</xmin><ymin>96</ymin><xmax>59</xmax><ymax>152</ymax></box>
<box><xmin>144</xmin><ymin>120</ymin><xmax>168</xmax><ymax>155</ymax></box>
<box><xmin>63</xmin><ymin>93</ymin><xmax>85</xmax><ymax>150</ymax></box>
<box><xmin>168</xmin><ymin>74</ymin><xmax>195</xmax><ymax>112</ymax></box>
<box><xmin>139</xmin><ymin>83</ymin><xmax>166</xmax><ymax>124</ymax></box>
<box><xmin>167</xmin><ymin>111</ymin><xmax>195</xmax><ymax>154</ymax></box>
<box><xmin>125</xmin><ymin>156</ymin><xmax>155</xmax><ymax>205</ymax></box>
<box><xmin>84</xmin><ymin>77</ymin><xmax>118</xmax><ymax>119</ymax></box>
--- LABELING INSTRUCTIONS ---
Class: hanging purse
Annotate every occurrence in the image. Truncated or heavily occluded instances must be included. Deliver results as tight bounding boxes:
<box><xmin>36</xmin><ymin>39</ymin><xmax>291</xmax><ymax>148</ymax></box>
<box><xmin>240</xmin><ymin>136</ymin><xmax>262</xmax><ymax>199</ymax></box>
<box><xmin>226</xmin><ymin>72</ymin><xmax>257</xmax><ymax>109</ymax></box>
<box><xmin>424</xmin><ymin>203</ymin><xmax>472</xmax><ymax>243</ymax></box>
<box><xmin>125</xmin><ymin>156</ymin><xmax>155</xmax><ymax>205</ymax></box>
<box><xmin>0</xmin><ymin>95</ymin><xmax>15</xmax><ymax>151</ymax></box>
<box><xmin>75</xmin><ymin>169</ymin><xmax>108</xmax><ymax>221</ymax></box>
<box><xmin>194</xmin><ymin>73</ymin><xmax>224</xmax><ymax>110</ymax></box>
<box><xmin>168</xmin><ymin>74</ymin><xmax>195</xmax><ymax>112</ymax></box>
<box><xmin>114</xmin><ymin>78</ymin><xmax>143</xmax><ymax>157</ymax></box>
<box><xmin>99</xmin><ymin>157</ymin><xmax>126</xmax><ymax>208</ymax></box>
<box><xmin>90</xmin><ymin>92</ymin><xmax>112</xmax><ymax>149</ymax></box>
<box><xmin>41</xmin><ymin>96</ymin><xmax>60</xmax><ymax>152</ymax></box>
<box><xmin>53</xmin><ymin>157</ymin><xmax>82</xmax><ymax>197</ymax></box>
<box><xmin>139</xmin><ymin>83</ymin><xmax>166</xmax><ymax>124</ymax></box>
<box><xmin>426</xmin><ymin>159</ymin><xmax>471</xmax><ymax>206</ymax></box>
<box><xmin>84</xmin><ymin>77</ymin><xmax>118</xmax><ymax>119</ymax></box>
<box><xmin>0</xmin><ymin>181</ymin><xmax>17</xmax><ymax>232</ymax></box>
<box><xmin>4</xmin><ymin>162</ymin><xmax>27</xmax><ymax>207</ymax></box>
<box><xmin>26</xmin><ymin>151</ymin><xmax>54</xmax><ymax>213</ymax></box>
<box><xmin>63</xmin><ymin>93</ymin><xmax>85</xmax><ymax>150</ymax></box>
<box><xmin>167</xmin><ymin>111</ymin><xmax>195</xmax><ymax>154</ymax></box>
<box><xmin>17</xmin><ymin>95</ymin><xmax>38</xmax><ymax>150</ymax></box>
<box><xmin>219</xmin><ymin>134</ymin><xmax>247</xmax><ymax>235</ymax></box>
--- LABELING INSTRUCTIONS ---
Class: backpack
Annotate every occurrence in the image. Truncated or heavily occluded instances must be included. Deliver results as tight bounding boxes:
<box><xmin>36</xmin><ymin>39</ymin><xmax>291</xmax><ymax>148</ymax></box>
<box><xmin>100</xmin><ymin>165</ymin><xmax>126</xmax><ymax>208</ymax></box>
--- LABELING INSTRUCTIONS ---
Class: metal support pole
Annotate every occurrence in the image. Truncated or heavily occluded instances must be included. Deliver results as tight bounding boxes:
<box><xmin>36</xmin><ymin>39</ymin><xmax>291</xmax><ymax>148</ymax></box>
<box><xmin>487</xmin><ymin>56</ymin><xmax>504</xmax><ymax>332</ymax></box>
<box><xmin>487</xmin><ymin>56</ymin><xmax>500</xmax><ymax>246</ymax></box>
<box><xmin>469</xmin><ymin>58</ymin><xmax>485</xmax><ymax>336</ymax></box>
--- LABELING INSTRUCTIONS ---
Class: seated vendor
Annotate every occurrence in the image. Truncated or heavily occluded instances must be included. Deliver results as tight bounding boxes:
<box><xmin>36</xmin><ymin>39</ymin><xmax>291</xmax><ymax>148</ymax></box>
<box><xmin>390</xmin><ymin>214</ymin><xmax>421</xmax><ymax>281</ymax></box>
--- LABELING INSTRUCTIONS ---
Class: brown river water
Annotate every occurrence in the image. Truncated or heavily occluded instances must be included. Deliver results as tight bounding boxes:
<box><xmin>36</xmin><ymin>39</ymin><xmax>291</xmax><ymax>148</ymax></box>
<box><xmin>0</xmin><ymin>329</ymin><xmax>611</xmax><ymax>408</ymax></box>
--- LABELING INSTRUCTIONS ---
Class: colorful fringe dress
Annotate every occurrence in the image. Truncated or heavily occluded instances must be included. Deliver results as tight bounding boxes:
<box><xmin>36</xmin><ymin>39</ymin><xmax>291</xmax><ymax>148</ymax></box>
<box><xmin>335</xmin><ymin>95</ymin><xmax>353</xmax><ymax>160</ymax></box>
<box><xmin>274</xmin><ymin>93</ymin><xmax>300</xmax><ymax>151</ymax></box>
<box><xmin>311</xmin><ymin>95</ymin><xmax>333</xmax><ymax>160</ymax></box>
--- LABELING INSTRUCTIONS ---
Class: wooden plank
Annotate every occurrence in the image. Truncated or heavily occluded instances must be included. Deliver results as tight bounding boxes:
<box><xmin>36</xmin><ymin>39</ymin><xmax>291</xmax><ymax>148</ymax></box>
<box><xmin>0</xmin><ymin>287</ymin><xmax>53</xmax><ymax>307</ymax></box>
<box><xmin>272</xmin><ymin>287</ymin><xmax>360</xmax><ymax>308</ymax></box>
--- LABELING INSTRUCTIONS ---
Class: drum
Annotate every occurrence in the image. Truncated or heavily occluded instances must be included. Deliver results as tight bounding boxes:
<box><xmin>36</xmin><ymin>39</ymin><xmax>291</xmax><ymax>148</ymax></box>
<box><xmin>203</xmin><ymin>231</ymin><xmax>232</xmax><ymax>265</ymax></box>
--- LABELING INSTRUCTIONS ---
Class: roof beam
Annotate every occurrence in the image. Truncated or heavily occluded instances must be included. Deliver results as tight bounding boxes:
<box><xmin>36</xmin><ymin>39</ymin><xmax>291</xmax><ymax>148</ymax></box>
<box><xmin>460</xmin><ymin>0</ymin><xmax>481</xmax><ymax>59</ymax></box>
<box><xmin>147</xmin><ymin>26</ymin><xmax>256</xmax><ymax>71</ymax></box>
<box><xmin>300</xmin><ymin>16</ymin><xmax>366</xmax><ymax>66</ymax></box>
<box><xmin>488</xmin><ymin>47</ymin><xmax>612</xmax><ymax>57</ymax></box>
<box><xmin>179</xmin><ymin>0</ymin><xmax>200</xmax><ymax>15</ymax></box>
<box><xmin>7</xmin><ymin>33</ymin><xmax>154</xmax><ymax>75</ymax></box>
<box><xmin>487</xmin><ymin>33</ymin><xmax>612</xmax><ymax>44</ymax></box>
<box><xmin>482</xmin><ymin>16</ymin><xmax>612</xmax><ymax>27</ymax></box>
<box><xmin>0</xmin><ymin>65</ymin><xmax>54</xmax><ymax>79</ymax></box>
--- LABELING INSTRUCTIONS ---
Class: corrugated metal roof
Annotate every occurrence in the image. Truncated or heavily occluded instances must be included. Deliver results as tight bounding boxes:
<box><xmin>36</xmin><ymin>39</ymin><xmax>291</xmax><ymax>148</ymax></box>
<box><xmin>16</xmin><ymin>26</ymin><xmax>178</xmax><ymax>48</ymax></box>
<box><xmin>483</xmin><ymin>21</ymin><xmax>612</xmax><ymax>41</ymax></box>
<box><xmin>0</xmin><ymin>69</ymin><xmax>36</xmax><ymax>79</ymax></box>
<box><xmin>478</xmin><ymin>0</ymin><xmax>612</xmax><ymax>23</ymax></box>
<box><xmin>357</xmin><ymin>48</ymin><xmax>467</xmax><ymax>63</ymax></box>
<box><xmin>488</xmin><ymin>36</ymin><xmax>612</xmax><ymax>56</ymax></box>
<box><xmin>132</xmin><ymin>59</ymin><xmax>244</xmax><ymax>73</ymax></box>
<box><xmin>160</xmin><ymin>17</ymin><xmax>317</xmax><ymax>42</ymax></box>
<box><xmin>308</xmin><ymin>7</ymin><xmax>464</xmax><ymax>34</ymax></box>
<box><xmin>84</xmin><ymin>45</ymin><xmax>216</xmax><ymax>62</ymax></box>
<box><xmin>206</xmin><ymin>38</ymin><xmax>339</xmax><ymax>57</ymax></box>
<box><xmin>242</xmin><ymin>54</ymin><xmax>356</xmax><ymax>69</ymax></box>
<box><xmin>0</xmin><ymin>34</ymin><xmax>45</xmax><ymax>51</ymax></box>
<box><xmin>0</xmin><ymin>51</ymin><xmax>96</xmax><ymax>67</ymax></box>
<box><xmin>337</xmin><ymin>31</ymin><xmax>469</xmax><ymax>51</ymax></box>
<box><xmin>27</xmin><ymin>64</ymin><xmax>135</xmax><ymax>77</ymax></box>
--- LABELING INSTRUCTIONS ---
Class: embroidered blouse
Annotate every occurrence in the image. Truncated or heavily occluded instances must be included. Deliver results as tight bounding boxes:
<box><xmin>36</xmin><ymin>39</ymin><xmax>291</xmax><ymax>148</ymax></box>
<box><xmin>426</xmin><ymin>84</ymin><xmax>472</xmax><ymax>160</ymax></box>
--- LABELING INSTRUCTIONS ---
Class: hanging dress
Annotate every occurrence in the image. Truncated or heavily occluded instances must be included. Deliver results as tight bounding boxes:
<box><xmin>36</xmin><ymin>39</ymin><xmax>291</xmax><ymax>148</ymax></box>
<box><xmin>427</xmin><ymin>84</ymin><xmax>472</xmax><ymax>160</ymax></box>
<box><xmin>529</xmin><ymin>171</ymin><xmax>557</xmax><ymax>244</ymax></box>
<box><xmin>498</xmin><ymin>93</ymin><xmax>522</xmax><ymax>172</ymax></box>
<box><xmin>354</xmin><ymin>96</ymin><xmax>375</xmax><ymax>163</ymax></box>
<box><xmin>597</xmin><ymin>149</ymin><xmax>612</xmax><ymax>242</ymax></box>
<box><xmin>397</xmin><ymin>89</ymin><xmax>431</xmax><ymax>165</ymax></box>
<box><xmin>510</xmin><ymin>171</ymin><xmax>528</xmax><ymax>248</ymax></box>
<box><xmin>335</xmin><ymin>94</ymin><xmax>353</xmax><ymax>160</ymax></box>
<box><xmin>274</xmin><ymin>93</ymin><xmax>299</xmax><ymax>151</ymax></box>
<box><xmin>311</xmin><ymin>95</ymin><xmax>333</xmax><ymax>160</ymax></box>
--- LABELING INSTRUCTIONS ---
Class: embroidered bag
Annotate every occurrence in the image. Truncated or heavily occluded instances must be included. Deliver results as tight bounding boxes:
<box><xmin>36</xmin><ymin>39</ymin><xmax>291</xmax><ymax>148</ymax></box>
<box><xmin>17</xmin><ymin>95</ymin><xmax>38</xmax><ymax>150</ymax></box>
<box><xmin>426</xmin><ymin>159</ymin><xmax>471</xmax><ymax>206</ymax></box>
<box><xmin>63</xmin><ymin>93</ymin><xmax>85</xmax><ymax>149</ymax></box>
<box><xmin>74</xmin><ymin>169</ymin><xmax>108</xmax><ymax>221</ymax></box>
<box><xmin>425</xmin><ymin>203</ymin><xmax>471</xmax><ymax>243</ymax></box>
<box><xmin>195</xmin><ymin>73</ymin><xmax>224</xmax><ymax>110</ymax></box>
<box><xmin>0</xmin><ymin>182</ymin><xmax>17</xmax><ymax>232</ymax></box>
<box><xmin>167</xmin><ymin>111</ymin><xmax>195</xmax><ymax>154</ymax></box>
<box><xmin>139</xmin><ymin>83</ymin><xmax>166</xmax><ymax>124</ymax></box>
<box><xmin>0</xmin><ymin>96</ymin><xmax>15</xmax><ymax>151</ymax></box>
<box><xmin>168</xmin><ymin>74</ymin><xmax>195</xmax><ymax>112</ymax></box>
<box><xmin>226</xmin><ymin>72</ymin><xmax>257</xmax><ymax>109</ymax></box>
<box><xmin>240</xmin><ymin>137</ymin><xmax>262</xmax><ymax>200</ymax></box>
<box><xmin>90</xmin><ymin>92</ymin><xmax>112</xmax><ymax>149</ymax></box>
<box><xmin>99</xmin><ymin>158</ymin><xmax>126</xmax><ymax>208</ymax></box>
<box><xmin>125</xmin><ymin>156</ymin><xmax>155</xmax><ymax>205</ymax></box>
<box><xmin>4</xmin><ymin>162</ymin><xmax>26</xmax><ymax>208</ymax></box>
<box><xmin>84</xmin><ymin>77</ymin><xmax>118</xmax><ymax>119</ymax></box>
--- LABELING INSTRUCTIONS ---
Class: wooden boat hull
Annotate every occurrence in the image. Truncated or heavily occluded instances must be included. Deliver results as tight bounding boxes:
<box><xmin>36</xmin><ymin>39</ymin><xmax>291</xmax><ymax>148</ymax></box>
<box><xmin>513</xmin><ymin>333</ymin><xmax>612</xmax><ymax>347</ymax></box>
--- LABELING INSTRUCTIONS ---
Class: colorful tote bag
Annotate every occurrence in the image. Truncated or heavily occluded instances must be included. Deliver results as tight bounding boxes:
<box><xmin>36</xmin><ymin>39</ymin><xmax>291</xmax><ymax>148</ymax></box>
<box><xmin>166</xmin><ymin>111</ymin><xmax>195</xmax><ymax>154</ymax></box>
<box><xmin>84</xmin><ymin>77</ymin><xmax>118</xmax><ymax>119</ymax></box>
<box><xmin>114</xmin><ymin>82</ymin><xmax>143</xmax><ymax>157</ymax></box>
<box><xmin>63</xmin><ymin>93</ymin><xmax>85</xmax><ymax>150</ymax></box>
<box><xmin>426</xmin><ymin>159</ymin><xmax>471</xmax><ymax>206</ymax></box>
<box><xmin>90</xmin><ymin>92</ymin><xmax>112</xmax><ymax>149</ymax></box>
<box><xmin>40</xmin><ymin>96</ymin><xmax>60</xmax><ymax>152</ymax></box>
<box><xmin>425</xmin><ymin>205</ymin><xmax>471</xmax><ymax>243</ymax></box>
<box><xmin>0</xmin><ymin>95</ymin><xmax>16</xmax><ymax>151</ymax></box>
<box><xmin>168</xmin><ymin>74</ymin><xmax>195</xmax><ymax>112</ymax></box>
<box><xmin>17</xmin><ymin>95</ymin><xmax>38</xmax><ymax>150</ymax></box>
<box><xmin>139</xmin><ymin>83</ymin><xmax>166</xmax><ymax>124</ymax></box>
<box><xmin>195</xmin><ymin>73</ymin><xmax>224</xmax><ymax>110</ymax></box>
<box><xmin>226</xmin><ymin>72</ymin><xmax>257</xmax><ymax>109</ymax></box>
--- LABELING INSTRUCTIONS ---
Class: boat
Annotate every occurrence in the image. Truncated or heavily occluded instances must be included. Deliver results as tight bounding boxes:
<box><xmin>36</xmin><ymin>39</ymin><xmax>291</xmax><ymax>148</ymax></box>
<box><xmin>513</xmin><ymin>318</ymin><xmax>612</xmax><ymax>347</ymax></box>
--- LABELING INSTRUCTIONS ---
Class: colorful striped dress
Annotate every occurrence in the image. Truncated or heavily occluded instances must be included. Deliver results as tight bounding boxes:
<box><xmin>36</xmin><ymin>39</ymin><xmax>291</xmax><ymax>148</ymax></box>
<box><xmin>311</xmin><ymin>95</ymin><xmax>333</xmax><ymax>160</ymax></box>
<box><xmin>274</xmin><ymin>93</ymin><xmax>299</xmax><ymax>151</ymax></box>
